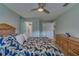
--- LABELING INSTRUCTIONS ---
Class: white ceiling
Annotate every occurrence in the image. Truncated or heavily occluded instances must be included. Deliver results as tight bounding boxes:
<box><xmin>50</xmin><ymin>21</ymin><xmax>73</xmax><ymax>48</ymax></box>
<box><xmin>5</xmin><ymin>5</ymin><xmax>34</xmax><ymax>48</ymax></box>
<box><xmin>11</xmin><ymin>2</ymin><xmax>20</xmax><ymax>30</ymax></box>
<box><xmin>4</xmin><ymin>3</ymin><xmax>76</xmax><ymax>20</ymax></box>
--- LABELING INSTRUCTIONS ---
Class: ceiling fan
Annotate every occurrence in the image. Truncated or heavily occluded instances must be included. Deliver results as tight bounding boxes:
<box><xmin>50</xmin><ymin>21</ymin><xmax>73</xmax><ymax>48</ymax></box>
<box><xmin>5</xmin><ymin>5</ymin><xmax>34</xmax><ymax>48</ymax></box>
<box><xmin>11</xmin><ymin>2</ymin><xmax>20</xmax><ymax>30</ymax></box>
<box><xmin>31</xmin><ymin>3</ymin><xmax>70</xmax><ymax>14</ymax></box>
<box><xmin>31</xmin><ymin>3</ymin><xmax>50</xmax><ymax>14</ymax></box>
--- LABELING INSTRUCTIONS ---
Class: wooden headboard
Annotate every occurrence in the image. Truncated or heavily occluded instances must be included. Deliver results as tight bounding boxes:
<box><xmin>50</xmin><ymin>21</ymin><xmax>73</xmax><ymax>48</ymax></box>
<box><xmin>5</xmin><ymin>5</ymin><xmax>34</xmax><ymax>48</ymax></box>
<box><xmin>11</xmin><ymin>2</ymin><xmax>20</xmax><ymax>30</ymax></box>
<box><xmin>0</xmin><ymin>23</ymin><xmax>16</xmax><ymax>36</ymax></box>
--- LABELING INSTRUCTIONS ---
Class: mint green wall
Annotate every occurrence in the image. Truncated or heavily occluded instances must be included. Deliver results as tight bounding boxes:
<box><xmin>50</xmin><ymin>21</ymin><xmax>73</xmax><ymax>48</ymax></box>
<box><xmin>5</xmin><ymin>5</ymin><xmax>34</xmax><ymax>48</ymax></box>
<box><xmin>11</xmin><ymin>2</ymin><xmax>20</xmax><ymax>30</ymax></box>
<box><xmin>32</xmin><ymin>19</ymin><xmax>40</xmax><ymax>31</ymax></box>
<box><xmin>0</xmin><ymin>4</ymin><xmax>20</xmax><ymax>34</ymax></box>
<box><xmin>55</xmin><ymin>4</ymin><xmax>79</xmax><ymax>37</ymax></box>
<box><xmin>32</xmin><ymin>19</ymin><xmax>40</xmax><ymax>37</ymax></box>
<box><xmin>19</xmin><ymin>17</ymin><xmax>26</xmax><ymax>34</ymax></box>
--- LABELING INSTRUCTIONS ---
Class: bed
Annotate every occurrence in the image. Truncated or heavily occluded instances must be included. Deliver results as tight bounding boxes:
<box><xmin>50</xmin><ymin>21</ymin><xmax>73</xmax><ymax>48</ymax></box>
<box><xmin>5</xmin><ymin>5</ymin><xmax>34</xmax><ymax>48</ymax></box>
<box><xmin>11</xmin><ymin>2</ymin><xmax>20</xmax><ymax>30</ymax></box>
<box><xmin>0</xmin><ymin>23</ymin><xmax>64</xmax><ymax>56</ymax></box>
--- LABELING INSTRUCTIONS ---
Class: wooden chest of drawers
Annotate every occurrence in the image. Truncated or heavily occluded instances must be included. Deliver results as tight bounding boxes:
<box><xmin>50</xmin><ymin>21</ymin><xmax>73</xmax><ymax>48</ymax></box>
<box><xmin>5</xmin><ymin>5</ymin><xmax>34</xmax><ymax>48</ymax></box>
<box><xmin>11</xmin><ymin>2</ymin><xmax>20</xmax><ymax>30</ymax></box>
<box><xmin>56</xmin><ymin>34</ymin><xmax>79</xmax><ymax>56</ymax></box>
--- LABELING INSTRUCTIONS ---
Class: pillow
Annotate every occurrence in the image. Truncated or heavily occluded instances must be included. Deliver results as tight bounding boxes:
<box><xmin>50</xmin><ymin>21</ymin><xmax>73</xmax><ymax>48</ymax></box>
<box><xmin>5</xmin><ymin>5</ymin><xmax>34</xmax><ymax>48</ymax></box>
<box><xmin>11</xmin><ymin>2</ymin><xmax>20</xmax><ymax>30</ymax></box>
<box><xmin>22</xmin><ymin>33</ymin><xmax>28</xmax><ymax>41</ymax></box>
<box><xmin>15</xmin><ymin>34</ymin><xmax>25</xmax><ymax>45</ymax></box>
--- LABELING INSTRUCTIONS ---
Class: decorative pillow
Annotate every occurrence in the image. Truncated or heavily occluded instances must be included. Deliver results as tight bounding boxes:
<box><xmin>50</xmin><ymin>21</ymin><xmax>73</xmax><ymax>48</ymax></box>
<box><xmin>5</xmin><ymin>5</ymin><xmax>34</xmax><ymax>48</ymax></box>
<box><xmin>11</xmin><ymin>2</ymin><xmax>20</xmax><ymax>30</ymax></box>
<box><xmin>15</xmin><ymin>34</ymin><xmax>25</xmax><ymax>45</ymax></box>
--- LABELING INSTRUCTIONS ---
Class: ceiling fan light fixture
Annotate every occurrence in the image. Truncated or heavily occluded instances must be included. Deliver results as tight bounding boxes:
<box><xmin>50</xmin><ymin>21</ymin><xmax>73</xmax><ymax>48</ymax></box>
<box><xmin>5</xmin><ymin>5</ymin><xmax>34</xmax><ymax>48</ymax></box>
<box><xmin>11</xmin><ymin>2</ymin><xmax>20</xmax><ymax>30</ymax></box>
<box><xmin>37</xmin><ymin>8</ymin><xmax>44</xmax><ymax>12</ymax></box>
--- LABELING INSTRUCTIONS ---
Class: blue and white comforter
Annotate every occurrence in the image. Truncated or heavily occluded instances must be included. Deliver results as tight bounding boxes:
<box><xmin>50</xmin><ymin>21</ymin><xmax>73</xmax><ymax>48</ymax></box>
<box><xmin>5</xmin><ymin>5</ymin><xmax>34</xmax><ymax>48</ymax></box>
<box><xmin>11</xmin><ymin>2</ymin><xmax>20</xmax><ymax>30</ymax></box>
<box><xmin>0</xmin><ymin>35</ymin><xmax>64</xmax><ymax>56</ymax></box>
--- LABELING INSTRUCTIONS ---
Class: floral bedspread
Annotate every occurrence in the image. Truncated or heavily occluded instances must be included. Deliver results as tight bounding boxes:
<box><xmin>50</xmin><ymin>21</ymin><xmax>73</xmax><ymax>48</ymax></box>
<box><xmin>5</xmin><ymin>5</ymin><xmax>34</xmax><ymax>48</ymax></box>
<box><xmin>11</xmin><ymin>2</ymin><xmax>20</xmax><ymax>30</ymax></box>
<box><xmin>0</xmin><ymin>35</ymin><xmax>64</xmax><ymax>56</ymax></box>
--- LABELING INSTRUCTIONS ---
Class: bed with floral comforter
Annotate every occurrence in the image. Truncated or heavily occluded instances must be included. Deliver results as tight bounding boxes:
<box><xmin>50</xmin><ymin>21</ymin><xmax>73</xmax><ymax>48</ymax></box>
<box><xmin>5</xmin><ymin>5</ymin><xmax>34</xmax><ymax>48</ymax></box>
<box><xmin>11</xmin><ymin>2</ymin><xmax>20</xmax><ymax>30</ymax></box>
<box><xmin>0</xmin><ymin>35</ymin><xmax>64</xmax><ymax>56</ymax></box>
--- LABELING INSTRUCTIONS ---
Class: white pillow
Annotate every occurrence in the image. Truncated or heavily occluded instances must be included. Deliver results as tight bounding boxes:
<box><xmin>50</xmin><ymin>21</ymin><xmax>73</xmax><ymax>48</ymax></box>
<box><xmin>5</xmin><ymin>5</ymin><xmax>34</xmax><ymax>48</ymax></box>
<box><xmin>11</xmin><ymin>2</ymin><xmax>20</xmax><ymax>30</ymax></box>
<box><xmin>22</xmin><ymin>33</ymin><xmax>28</xmax><ymax>41</ymax></box>
<box><xmin>15</xmin><ymin>34</ymin><xmax>25</xmax><ymax>45</ymax></box>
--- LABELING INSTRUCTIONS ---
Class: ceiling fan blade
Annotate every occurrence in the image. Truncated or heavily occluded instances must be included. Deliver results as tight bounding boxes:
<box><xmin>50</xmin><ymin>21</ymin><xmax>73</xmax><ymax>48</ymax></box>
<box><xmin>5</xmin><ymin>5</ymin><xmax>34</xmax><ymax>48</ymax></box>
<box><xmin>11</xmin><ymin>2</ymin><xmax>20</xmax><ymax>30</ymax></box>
<box><xmin>43</xmin><ymin>9</ymin><xmax>50</xmax><ymax>14</ymax></box>
<box><xmin>63</xmin><ymin>3</ymin><xmax>70</xmax><ymax>7</ymax></box>
<box><xmin>31</xmin><ymin>8</ymin><xmax>38</xmax><ymax>11</ymax></box>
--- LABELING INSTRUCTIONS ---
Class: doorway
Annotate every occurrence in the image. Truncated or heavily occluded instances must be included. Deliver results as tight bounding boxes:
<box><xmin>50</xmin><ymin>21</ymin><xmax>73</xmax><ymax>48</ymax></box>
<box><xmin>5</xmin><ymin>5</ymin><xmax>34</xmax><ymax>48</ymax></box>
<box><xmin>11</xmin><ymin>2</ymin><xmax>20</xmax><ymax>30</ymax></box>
<box><xmin>25</xmin><ymin>22</ymin><xmax>32</xmax><ymax>37</ymax></box>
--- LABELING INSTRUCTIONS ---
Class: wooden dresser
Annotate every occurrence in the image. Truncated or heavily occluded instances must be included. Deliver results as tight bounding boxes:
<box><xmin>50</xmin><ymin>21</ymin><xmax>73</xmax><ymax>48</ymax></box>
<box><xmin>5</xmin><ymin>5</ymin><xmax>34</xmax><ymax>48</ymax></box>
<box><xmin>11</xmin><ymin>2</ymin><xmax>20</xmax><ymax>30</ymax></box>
<box><xmin>55</xmin><ymin>34</ymin><xmax>79</xmax><ymax>56</ymax></box>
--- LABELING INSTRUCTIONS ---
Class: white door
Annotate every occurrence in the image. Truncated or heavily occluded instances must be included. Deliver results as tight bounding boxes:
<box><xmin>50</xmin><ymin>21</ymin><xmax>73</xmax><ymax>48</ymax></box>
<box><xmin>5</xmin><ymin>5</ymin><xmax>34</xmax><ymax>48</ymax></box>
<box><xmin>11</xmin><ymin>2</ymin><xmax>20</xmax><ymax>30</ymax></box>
<box><xmin>25</xmin><ymin>22</ymin><xmax>32</xmax><ymax>37</ymax></box>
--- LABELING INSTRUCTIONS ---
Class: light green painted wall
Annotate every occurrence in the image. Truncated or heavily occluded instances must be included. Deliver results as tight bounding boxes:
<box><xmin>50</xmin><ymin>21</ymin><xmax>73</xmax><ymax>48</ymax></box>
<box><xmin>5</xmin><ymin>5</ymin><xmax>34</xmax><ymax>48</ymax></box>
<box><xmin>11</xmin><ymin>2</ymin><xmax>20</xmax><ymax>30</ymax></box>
<box><xmin>55</xmin><ymin>4</ymin><xmax>79</xmax><ymax>37</ymax></box>
<box><xmin>19</xmin><ymin>16</ymin><xmax>26</xmax><ymax>34</ymax></box>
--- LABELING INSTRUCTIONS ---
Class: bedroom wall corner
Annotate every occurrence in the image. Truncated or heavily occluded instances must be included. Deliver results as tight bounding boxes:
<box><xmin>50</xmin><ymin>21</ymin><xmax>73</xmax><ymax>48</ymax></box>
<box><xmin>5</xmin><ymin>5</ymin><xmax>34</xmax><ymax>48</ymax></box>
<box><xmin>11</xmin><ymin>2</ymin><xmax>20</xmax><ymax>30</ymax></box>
<box><xmin>0</xmin><ymin>4</ymin><xmax>21</xmax><ymax>34</ymax></box>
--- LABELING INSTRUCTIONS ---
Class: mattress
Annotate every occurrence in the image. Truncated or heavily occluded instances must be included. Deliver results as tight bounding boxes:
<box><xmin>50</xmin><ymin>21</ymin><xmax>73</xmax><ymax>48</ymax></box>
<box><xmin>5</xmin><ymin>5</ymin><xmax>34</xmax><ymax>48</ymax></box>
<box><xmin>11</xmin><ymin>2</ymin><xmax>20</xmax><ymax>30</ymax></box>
<box><xmin>0</xmin><ymin>35</ymin><xmax>64</xmax><ymax>56</ymax></box>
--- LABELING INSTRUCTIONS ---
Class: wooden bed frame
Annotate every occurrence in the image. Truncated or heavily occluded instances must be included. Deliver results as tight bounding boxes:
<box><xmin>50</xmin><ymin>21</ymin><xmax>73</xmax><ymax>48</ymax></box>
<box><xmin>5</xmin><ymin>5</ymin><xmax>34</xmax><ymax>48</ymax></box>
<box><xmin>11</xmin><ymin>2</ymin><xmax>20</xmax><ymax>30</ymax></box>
<box><xmin>0</xmin><ymin>23</ymin><xmax>16</xmax><ymax>36</ymax></box>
